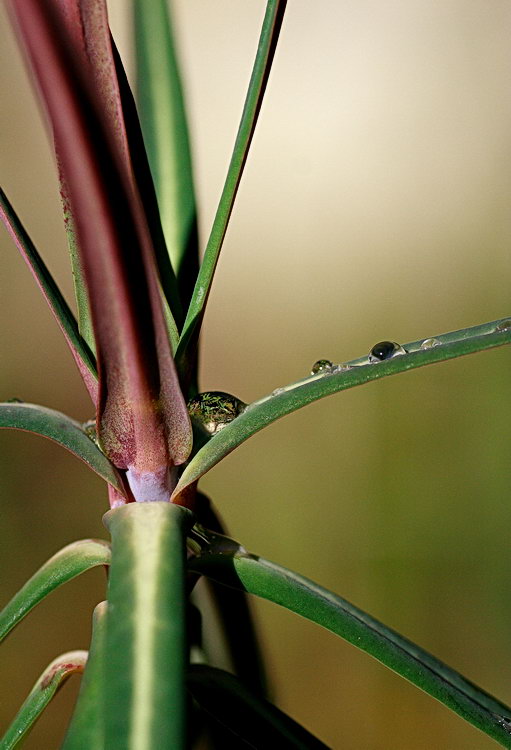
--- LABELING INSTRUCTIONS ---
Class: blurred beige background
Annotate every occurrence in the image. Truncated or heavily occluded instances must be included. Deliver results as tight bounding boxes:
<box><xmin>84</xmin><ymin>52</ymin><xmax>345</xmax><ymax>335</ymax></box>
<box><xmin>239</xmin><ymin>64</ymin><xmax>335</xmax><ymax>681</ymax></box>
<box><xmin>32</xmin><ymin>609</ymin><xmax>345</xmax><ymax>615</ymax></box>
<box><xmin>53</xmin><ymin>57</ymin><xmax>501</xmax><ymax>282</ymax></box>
<box><xmin>1</xmin><ymin>1</ymin><xmax>511</xmax><ymax>747</ymax></box>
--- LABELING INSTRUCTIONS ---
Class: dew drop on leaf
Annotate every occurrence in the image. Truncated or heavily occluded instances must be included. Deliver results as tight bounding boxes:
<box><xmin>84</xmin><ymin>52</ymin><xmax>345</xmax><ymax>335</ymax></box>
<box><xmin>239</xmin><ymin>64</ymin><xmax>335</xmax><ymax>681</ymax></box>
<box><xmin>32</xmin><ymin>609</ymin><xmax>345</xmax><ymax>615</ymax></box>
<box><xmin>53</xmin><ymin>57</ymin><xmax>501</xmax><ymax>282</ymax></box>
<box><xmin>330</xmin><ymin>363</ymin><xmax>351</xmax><ymax>374</ymax></box>
<box><xmin>82</xmin><ymin>419</ymin><xmax>99</xmax><ymax>444</ymax></box>
<box><xmin>187</xmin><ymin>392</ymin><xmax>246</xmax><ymax>435</ymax></box>
<box><xmin>368</xmin><ymin>341</ymin><xmax>406</xmax><ymax>362</ymax></box>
<box><xmin>420</xmin><ymin>338</ymin><xmax>440</xmax><ymax>349</ymax></box>
<box><xmin>495</xmin><ymin>319</ymin><xmax>511</xmax><ymax>332</ymax></box>
<box><xmin>311</xmin><ymin>359</ymin><xmax>333</xmax><ymax>375</ymax></box>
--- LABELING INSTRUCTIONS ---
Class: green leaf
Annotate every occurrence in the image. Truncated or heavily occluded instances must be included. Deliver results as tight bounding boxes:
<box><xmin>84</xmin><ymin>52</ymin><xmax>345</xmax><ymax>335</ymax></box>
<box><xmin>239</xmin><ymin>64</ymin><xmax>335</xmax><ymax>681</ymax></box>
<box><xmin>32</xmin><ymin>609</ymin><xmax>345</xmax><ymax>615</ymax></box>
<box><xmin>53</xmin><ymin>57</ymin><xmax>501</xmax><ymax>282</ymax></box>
<box><xmin>134</xmin><ymin>0</ymin><xmax>198</xmax><ymax>311</ymax></box>
<box><xmin>0</xmin><ymin>650</ymin><xmax>87</xmax><ymax>749</ymax></box>
<box><xmin>0</xmin><ymin>402</ymin><xmax>125</xmax><ymax>493</ymax></box>
<box><xmin>188</xmin><ymin>529</ymin><xmax>511</xmax><ymax>748</ymax></box>
<box><xmin>103</xmin><ymin>503</ymin><xmax>195</xmax><ymax>750</ymax></box>
<box><xmin>187</xmin><ymin>665</ymin><xmax>329</xmax><ymax>749</ymax></box>
<box><xmin>111</xmin><ymin>39</ymin><xmax>183</xmax><ymax>344</ymax></box>
<box><xmin>173</xmin><ymin>318</ymin><xmax>511</xmax><ymax>501</ymax></box>
<box><xmin>62</xmin><ymin>601</ymin><xmax>107</xmax><ymax>750</ymax></box>
<box><xmin>0</xmin><ymin>539</ymin><xmax>110</xmax><ymax>643</ymax></box>
<box><xmin>176</xmin><ymin>0</ymin><xmax>288</xmax><ymax>381</ymax></box>
<box><xmin>0</xmin><ymin>187</ymin><xmax>98</xmax><ymax>403</ymax></box>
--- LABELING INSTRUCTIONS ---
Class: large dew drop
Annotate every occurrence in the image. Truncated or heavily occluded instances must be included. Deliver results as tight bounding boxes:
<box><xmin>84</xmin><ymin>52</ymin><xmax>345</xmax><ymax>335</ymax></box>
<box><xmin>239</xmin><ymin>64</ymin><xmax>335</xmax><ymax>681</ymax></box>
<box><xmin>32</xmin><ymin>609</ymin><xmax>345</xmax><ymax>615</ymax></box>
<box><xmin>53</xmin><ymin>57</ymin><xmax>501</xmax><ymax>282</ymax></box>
<box><xmin>496</xmin><ymin>320</ymin><xmax>511</xmax><ymax>332</ymax></box>
<box><xmin>311</xmin><ymin>359</ymin><xmax>333</xmax><ymax>375</ymax></box>
<box><xmin>368</xmin><ymin>341</ymin><xmax>406</xmax><ymax>363</ymax></box>
<box><xmin>187</xmin><ymin>392</ymin><xmax>246</xmax><ymax>435</ymax></box>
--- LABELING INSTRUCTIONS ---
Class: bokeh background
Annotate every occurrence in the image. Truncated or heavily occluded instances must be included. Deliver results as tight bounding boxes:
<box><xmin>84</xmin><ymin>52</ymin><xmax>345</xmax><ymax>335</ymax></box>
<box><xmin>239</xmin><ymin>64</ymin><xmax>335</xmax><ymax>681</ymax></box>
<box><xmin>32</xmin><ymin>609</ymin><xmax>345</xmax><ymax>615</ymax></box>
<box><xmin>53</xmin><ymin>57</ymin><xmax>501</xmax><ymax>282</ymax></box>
<box><xmin>1</xmin><ymin>1</ymin><xmax>511</xmax><ymax>747</ymax></box>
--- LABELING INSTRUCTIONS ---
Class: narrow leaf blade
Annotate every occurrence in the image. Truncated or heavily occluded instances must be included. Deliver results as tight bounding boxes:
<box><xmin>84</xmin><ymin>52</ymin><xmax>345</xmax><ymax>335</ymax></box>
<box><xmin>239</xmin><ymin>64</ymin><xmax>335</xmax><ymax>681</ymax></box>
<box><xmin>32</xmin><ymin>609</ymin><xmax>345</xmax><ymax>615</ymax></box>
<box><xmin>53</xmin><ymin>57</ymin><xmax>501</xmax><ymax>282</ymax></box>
<box><xmin>0</xmin><ymin>188</ymin><xmax>98</xmax><ymax>403</ymax></box>
<box><xmin>187</xmin><ymin>665</ymin><xmax>328</xmax><ymax>749</ymax></box>
<box><xmin>0</xmin><ymin>539</ymin><xmax>111</xmax><ymax>643</ymax></box>
<box><xmin>134</xmin><ymin>0</ymin><xmax>199</xmax><ymax>310</ymax></box>
<box><xmin>111</xmin><ymin>38</ymin><xmax>183</xmax><ymax>342</ymax></box>
<box><xmin>173</xmin><ymin>318</ymin><xmax>511</xmax><ymax>500</ymax></box>
<box><xmin>0</xmin><ymin>402</ymin><xmax>125</xmax><ymax>493</ymax></box>
<box><xmin>0</xmin><ymin>651</ymin><xmax>87</xmax><ymax>750</ymax></box>
<box><xmin>176</xmin><ymin>0</ymin><xmax>287</xmax><ymax>380</ymax></box>
<box><xmin>188</xmin><ymin>532</ymin><xmax>511</xmax><ymax>748</ymax></box>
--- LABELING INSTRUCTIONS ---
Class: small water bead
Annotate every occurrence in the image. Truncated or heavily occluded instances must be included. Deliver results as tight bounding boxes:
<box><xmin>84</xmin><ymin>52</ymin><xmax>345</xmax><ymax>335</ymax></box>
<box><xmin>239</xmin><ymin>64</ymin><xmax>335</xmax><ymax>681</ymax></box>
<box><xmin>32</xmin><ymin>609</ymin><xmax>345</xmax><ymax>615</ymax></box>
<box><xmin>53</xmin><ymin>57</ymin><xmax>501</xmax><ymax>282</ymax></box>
<box><xmin>187</xmin><ymin>391</ymin><xmax>246</xmax><ymax>435</ymax></box>
<box><xmin>420</xmin><ymin>338</ymin><xmax>440</xmax><ymax>350</ymax></box>
<box><xmin>271</xmin><ymin>387</ymin><xmax>286</xmax><ymax>397</ymax></box>
<box><xmin>330</xmin><ymin>363</ymin><xmax>351</xmax><ymax>374</ymax></box>
<box><xmin>82</xmin><ymin>419</ymin><xmax>99</xmax><ymax>443</ymax></box>
<box><xmin>496</xmin><ymin>319</ymin><xmax>511</xmax><ymax>333</ymax></box>
<box><xmin>368</xmin><ymin>341</ymin><xmax>406</xmax><ymax>363</ymax></box>
<box><xmin>311</xmin><ymin>359</ymin><xmax>333</xmax><ymax>375</ymax></box>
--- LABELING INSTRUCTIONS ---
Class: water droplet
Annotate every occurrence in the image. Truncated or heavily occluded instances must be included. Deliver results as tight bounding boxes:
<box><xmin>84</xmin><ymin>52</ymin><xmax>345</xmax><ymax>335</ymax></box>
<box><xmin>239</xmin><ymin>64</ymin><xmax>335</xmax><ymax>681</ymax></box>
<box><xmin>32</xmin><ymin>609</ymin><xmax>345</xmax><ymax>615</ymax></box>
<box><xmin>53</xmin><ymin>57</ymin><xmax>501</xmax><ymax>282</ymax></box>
<box><xmin>311</xmin><ymin>359</ymin><xmax>333</xmax><ymax>375</ymax></box>
<box><xmin>368</xmin><ymin>341</ymin><xmax>406</xmax><ymax>363</ymax></box>
<box><xmin>82</xmin><ymin>419</ymin><xmax>99</xmax><ymax>443</ymax></box>
<box><xmin>5</xmin><ymin>397</ymin><xmax>24</xmax><ymax>403</ymax></box>
<box><xmin>420</xmin><ymin>338</ymin><xmax>440</xmax><ymax>350</ymax></box>
<box><xmin>496</xmin><ymin>319</ymin><xmax>511</xmax><ymax>332</ymax></box>
<box><xmin>187</xmin><ymin>392</ymin><xmax>246</xmax><ymax>435</ymax></box>
<box><xmin>271</xmin><ymin>387</ymin><xmax>285</xmax><ymax>397</ymax></box>
<box><xmin>330</xmin><ymin>363</ymin><xmax>351</xmax><ymax>374</ymax></box>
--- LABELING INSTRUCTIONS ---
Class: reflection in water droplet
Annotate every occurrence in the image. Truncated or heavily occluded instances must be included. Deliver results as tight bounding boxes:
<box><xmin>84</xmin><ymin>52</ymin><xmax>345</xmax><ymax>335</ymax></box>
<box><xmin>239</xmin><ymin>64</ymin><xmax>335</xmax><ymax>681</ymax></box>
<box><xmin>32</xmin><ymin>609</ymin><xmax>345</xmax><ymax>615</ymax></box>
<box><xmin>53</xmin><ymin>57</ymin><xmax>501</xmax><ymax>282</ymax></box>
<box><xmin>5</xmin><ymin>397</ymin><xmax>24</xmax><ymax>403</ymax></box>
<box><xmin>420</xmin><ymin>338</ymin><xmax>440</xmax><ymax>349</ymax></box>
<box><xmin>187</xmin><ymin>391</ymin><xmax>246</xmax><ymax>435</ymax></box>
<box><xmin>311</xmin><ymin>359</ymin><xmax>333</xmax><ymax>375</ymax></box>
<box><xmin>368</xmin><ymin>341</ymin><xmax>406</xmax><ymax>363</ymax></box>
<box><xmin>496</xmin><ymin>320</ymin><xmax>511</xmax><ymax>332</ymax></box>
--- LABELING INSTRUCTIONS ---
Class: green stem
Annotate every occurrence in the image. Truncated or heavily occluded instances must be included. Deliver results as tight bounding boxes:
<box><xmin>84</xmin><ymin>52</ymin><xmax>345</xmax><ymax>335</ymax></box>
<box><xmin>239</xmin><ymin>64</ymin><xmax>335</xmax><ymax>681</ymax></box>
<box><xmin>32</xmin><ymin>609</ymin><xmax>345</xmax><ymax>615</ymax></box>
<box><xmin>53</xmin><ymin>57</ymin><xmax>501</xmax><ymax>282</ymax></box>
<box><xmin>103</xmin><ymin>503</ymin><xmax>194</xmax><ymax>750</ymax></box>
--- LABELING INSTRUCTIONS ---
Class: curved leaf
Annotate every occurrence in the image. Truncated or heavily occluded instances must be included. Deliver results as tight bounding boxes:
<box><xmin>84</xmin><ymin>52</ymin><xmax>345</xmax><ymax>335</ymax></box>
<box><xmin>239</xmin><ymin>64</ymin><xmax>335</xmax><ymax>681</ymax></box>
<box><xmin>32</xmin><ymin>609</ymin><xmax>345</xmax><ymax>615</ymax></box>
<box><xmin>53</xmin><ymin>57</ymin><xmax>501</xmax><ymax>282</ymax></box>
<box><xmin>0</xmin><ymin>539</ymin><xmax>111</xmax><ymax>643</ymax></box>
<box><xmin>62</xmin><ymin>601</ymin><xmax>107</xmax><ymax>750</ymax></box>
<box><xmin>103</xmin><ymin>503</ymin><xmax>194</xmax><ymax>750</ymax></box>
<box><xmin>187</xmin><ymin>665</ymin><xmax>328</xmax><ymax>749</ymax></box>
<box><xmin>173</xmin><ymin>318</ymin><xmax>511</xmax><ymax>500</ymax></box>
<box><xmin>176</xmin><ymin>0</ymin><xmax>287</xmax><ymax>383</ymax></box>
<box><xmin>0</xmin><ymin>651</ymin><xmax>87</xmax><ymax>749</ymax></box>
<box><xmin>0</xmin><ymin>188</ymin><xmax>98</xmax><ymax>403</ymax></box>
<box><xmin>0</xmin><ymin>402</ymin><xmax>125</xmax><ymax>493</ymax></box>
<box><xmin>134</xmin><ymin>0</ymin><xmax>198</xmax><ymax>311</ymax></box>
<box><xmin>188</xmin><ymin>529</ymin><xmax>511</xmax><ymax>748</ymax></box>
